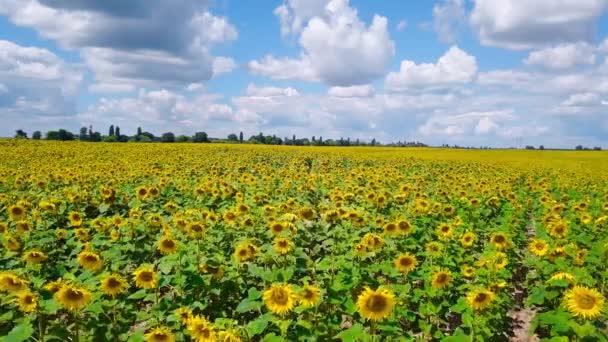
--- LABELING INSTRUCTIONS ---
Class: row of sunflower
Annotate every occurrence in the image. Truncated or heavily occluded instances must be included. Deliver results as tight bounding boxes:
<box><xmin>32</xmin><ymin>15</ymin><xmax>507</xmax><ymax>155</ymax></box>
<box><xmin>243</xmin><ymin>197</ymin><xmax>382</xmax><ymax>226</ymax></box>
<box><xmin>0</xmin><ymin>140</ymin><xmax>607</xmax><ymax>341</ymax></box>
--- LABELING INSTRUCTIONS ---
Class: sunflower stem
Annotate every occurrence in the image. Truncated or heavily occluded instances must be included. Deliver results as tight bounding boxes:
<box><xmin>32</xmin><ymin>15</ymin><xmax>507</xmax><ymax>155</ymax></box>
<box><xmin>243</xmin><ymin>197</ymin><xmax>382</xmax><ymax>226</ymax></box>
<box><xmin>37</xmin><ymin>312</ymin><xmax>45</xmax><ymax>342</ymax></box>
<box><xmin>370</xmin><ymin>321</ymin><xmax>376</xmax><ymax>342</ymax></box>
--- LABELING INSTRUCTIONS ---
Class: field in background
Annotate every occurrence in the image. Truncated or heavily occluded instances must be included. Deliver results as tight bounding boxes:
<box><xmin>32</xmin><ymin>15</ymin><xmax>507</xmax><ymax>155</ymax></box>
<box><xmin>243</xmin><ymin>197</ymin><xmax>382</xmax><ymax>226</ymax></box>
<box><xmin>1</xmin><ymin>140</ymin><xmax>607</xmax><ymax>341</ymax></box>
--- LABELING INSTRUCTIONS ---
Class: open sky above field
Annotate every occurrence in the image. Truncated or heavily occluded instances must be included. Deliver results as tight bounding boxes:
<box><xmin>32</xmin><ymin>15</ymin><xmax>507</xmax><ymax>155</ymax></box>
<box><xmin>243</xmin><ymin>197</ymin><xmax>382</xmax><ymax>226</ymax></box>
<box><xmin>1</xmin><ymin>0</ymin><xmax>608</xmax><ymax>148</ymax></box>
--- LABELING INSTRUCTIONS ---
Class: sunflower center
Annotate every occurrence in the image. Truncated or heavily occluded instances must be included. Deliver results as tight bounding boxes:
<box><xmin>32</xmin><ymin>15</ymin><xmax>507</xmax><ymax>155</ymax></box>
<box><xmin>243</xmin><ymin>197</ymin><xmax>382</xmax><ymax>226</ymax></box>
<box><xmin>304</xmin><ymin>289</ymin><xmax>314</xmax><ymax>299</ymax></box>
<box><xmin>279</xmin><ymin>241</ymin><xmax>288</xmax><ymax>248</ymax></box>
<box><xmin>441</xmin><ymin>226</ymin><xmax>449</xmax><ymax>233</ymax></box>
<box><xmin>66</xmin><ymin>289</ymin><xmax>84</xmax><ymax>301</ymax></box>
<box><xmin>162</xmin><ymin>240</ymin><xmax>175</xmax><ymax>248</ymax></box>
<box><xmin>272</xmin><ymin>289</ymin><xmax>289</xmax><ymax>305</ymax></box>
<box><xmin>475</xmin><ymin>293</ymin><xmax>488</xmax><ymax>303</ymax></box>
<box><xmin>494</xmin><ymin>235</ymin><xmax>505</xmax><ymax>243</ymax></box>
<box><xmin>84</xmin><ymin>255</ymin><xmax>98</xmax><ymax>263</ymax></box>
<box><xmin>238</xmin><ymin>249</ymin><xmax>248</xmax><ymax>256</ymax></box>
<box><xmin>24</xmin><ymin>295</ymin><xmax>34</xmax><ymax>304</ymax></box>
<box><xmin>139</xmin><ymin>272</ymin><xmax>154</xmax><ymax>282</ymax></box>
<box><xmin>366</xmin><ymin>295</ymin><xmax>387</xmax><ymax>312</ymax></box>
<box><xmin>577</xmin><ymin>294</ymin><xmax>596</xmax><ymax>310</ymax></box>
<box><xmin>400</xmin><ymin>258</ymin><xmax>412</xmax><ymax>266</ymax></box>
<box><xmin>437</xmin><ymin>274</ymin><xmax>448</xmax><ymax>283</ymax></box>
<box><xmin>107</xmin><ymin>278</ymin><xmax>121</xmax><ymax>288</ymax></box>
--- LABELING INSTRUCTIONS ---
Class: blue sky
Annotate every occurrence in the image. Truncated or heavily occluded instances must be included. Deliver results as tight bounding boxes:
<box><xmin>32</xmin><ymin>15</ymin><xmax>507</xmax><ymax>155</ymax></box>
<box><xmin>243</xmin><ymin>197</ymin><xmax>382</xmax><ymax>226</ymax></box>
<box><xmin>1</xmin><ymin>0</ymin><xmax>608</xmax><ymax>148</ymax></box>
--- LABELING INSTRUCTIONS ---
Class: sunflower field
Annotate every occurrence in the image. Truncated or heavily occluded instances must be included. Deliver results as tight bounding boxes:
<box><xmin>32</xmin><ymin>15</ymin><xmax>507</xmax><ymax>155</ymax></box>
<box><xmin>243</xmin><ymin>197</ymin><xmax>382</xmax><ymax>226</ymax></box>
<box><xmin>1</xmin><ymin>140</ymin><xmax>608</xmax><ymax>342</ymax></box>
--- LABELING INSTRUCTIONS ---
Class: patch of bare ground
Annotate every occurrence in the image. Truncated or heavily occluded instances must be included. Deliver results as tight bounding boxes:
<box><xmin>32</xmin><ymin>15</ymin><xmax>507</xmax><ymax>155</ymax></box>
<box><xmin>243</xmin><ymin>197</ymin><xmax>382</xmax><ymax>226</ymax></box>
<box><xmin>508</xmin><ymin>212</ymin><xmax>539</xmax><ymax>342</ymax></box>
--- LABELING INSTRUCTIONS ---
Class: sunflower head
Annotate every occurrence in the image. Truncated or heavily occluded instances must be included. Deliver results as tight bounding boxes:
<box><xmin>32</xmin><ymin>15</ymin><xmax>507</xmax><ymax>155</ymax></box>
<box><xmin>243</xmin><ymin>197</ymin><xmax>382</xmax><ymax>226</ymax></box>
<box><xmin>394</xmin><ymin>253</ymin><xmax>418</xmax><ymax>273</ymax></box>
<box><xmin>431</xmin><ymin>270</ymin><xmax>452</xmax><ymax>289</ymax></box>
<box><xmin>133</xmin><ymin>266</ymin><xmax>157</xmax><ymax>289</ymax></box>
<box><xmin>263</xmin><ymin>283</ymin><xmax>296</xmax><ymax>315</ymax></box>
<box><xmin>490</xmin><ymin>232</ymin><xmax>510</xmax><ymax>250</ymax></box>
<box><xmin>174</xmin><ymin>307</ymin><xmax>193</xmax><ymax>324</ymax></box>
<box><xmin>299</xmin><ymin>285</ymin><xmax>321</xmax><ymax>307</ymax></box>
<box><xmin>157</xmin><ymin>236</ymin><xmax>178</xmax><ymax>254</ymax></box>
<box><xmin>273</xmin><ymin>237</ymin><xmax>292</xmax><ymax>255</ymax></box>
<box><xmin>383</xmin><ymin>222</ymin><xmax>398</xmax><ymax>235</ymax></box>
<box><xmin>397</xmin><ymin>220</ymin><xmax>413</xmax><ymax>235</ymax></box>
<box><xmin>564</xmin><ymin>286</ymin><xmax>604</xmax><ymax>319</ymax></box>
<box><xmin>356</xmin><ymin>287</ymin><xmax>395</xmax><ymax>321</ymax></box>
<box><xmin>145</xmin><ymin>326</ymin><xmax>175</xmax><ymax>342</ymax></box>
<box><xmin>23</xmin><ymin>250</ymin><xmax>47</xmax><ymax>264</ymax></box>
<box><xmin>78</xmin><ymin>251</ymin><xmax>103</xmax><ymax>272</ymax></box>
<box><xmin>68</xmin><ymin>211</ymin><xmax>83</xmax><ymax>227</ymax></box>
<box><xmin>186</xmin><ymin>315</ymin><xmax>216</xmax><ymax>341</ymax></box>
<box><xmin>100</xmin><ymin>274</ymin><xmax>128</xmax><ymax>297</ymax></box>
<box><xmin>0</xmin><ymin>273</ymin><xmax>28</xmax><ymax>293</ymax></box>
<box><xmin>16</xmin><ymin>290</ymin><xmax>38</xmax><ymax>313</ymax></box>
<box><xmin>9</xmin><ymin>205</ymin><xmax>26</xmax><ymax>221</ymax></box>
<box><xmin>55</xmin><ymin>284</ymin><xmax>92</xmax><ymax>311</ymax></box>
<box><xmin>466</xmin><ymin>289</ymin><xmax>495</xmax><ymax>311</ymax></box>
<box><xmin>529</xmin><ymin>239</ymin><xmax>549</xmax><ymax>257</ymax></box>
<box><xmin>460</xmin><ymin>231</ymin><xmax>476</xmax><ymax>247</ymax></box>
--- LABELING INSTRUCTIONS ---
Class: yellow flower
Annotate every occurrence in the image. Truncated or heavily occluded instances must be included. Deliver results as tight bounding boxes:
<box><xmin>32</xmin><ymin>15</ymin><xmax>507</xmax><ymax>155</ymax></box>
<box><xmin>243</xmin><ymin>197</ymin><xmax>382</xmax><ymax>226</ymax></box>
<box><xmin>8</xmin><ymin>204</ymin><xmax>26</xmax><ymax>221</ymax></box>
<box><xmin>100</xmin><ymin>274</ymin><xmax>128</xmax><ymax>297</ymax></box>
<box><xmin>55</xmin><ymin>284</ymin><xmax>92</xmax><ymax>311</ymax></box>
<box><xmin>23</xmin><ymin>250</ymin><xmax>47</xmax><ymax>264</ymax></box>
<box><xmin>157</xmin><ymin>236</ymin><xmax>178</xmax><ymax>254</ymax></box>
<box><xmin>356</xmin><ymin>287</ymin><xmax>395</xmax><ymax>321</ymax></box>
<box><xmin>133</xmin><ymin>266</ymin><xmax>157</xmax><ymax>289</ymax></box>
<box><xmin>43</xmin><ymin>279</ymin><xmax>64</xmax><ymax>293</ymax></box>
<box><xmin>466</xmin><ymin>289</ymin><xmax>495</xmax><ymax>311</ymax></box>
<box><xmin>263</xmin><ymin>283</ymin><xmax>296</xmax><ymax>315</ymax></box>
<box><xmin>16</xmin><ymin>290</ymin><xmax>38</xmax><ymax>313</ymax></box>
<box><xmin>549</xmin><ymin>220</ymin><xmax>568</xmax><ymax>239</ymax></box>
<box><xmin>0</xmin><ymin>272</ymin><xmax>28</xmax><ymax>293</ymax></box>
<box><xmin>174</xmin><ymin>307</ymin><xmax>193</xmax><ymax>325</ymax></box>
<box><xmin>273</xmin><ymin>237</ymin><xmax>292</xmax><ymax>255</ymax></box>
<box><xmin>394</xmin><ymin>253</ymin><xmax>418</xmax><ymax>273</ymax></box>
<box><xmin>436</xmin><ymin>223</ymin><xmax>453</xmax><ymax>240</ymax></box>
<box><xmin>397</xmin><ymin>220</ymin><xmax>413</xmax><ymax>235</ymax></box>
<box><xmin>187</xmin><ymin>315</ymin><xmax>216</xmax><ymax>342</ymax></box>
<box><xmin>145</xmin><ymin>326</ymin><xmax>175</xmax><ymax>342</ymax></box>
<box><xmin>489</xmin><ymin>232</ymin><xmax>510</xmax><ymax>250</ymax></box>
<box><xmin>383</xmin><ymin>222</ymin><xmax>399</xmax><ymax>235</ymax></box>
<box><xmin>528</xmin><ymin>239</ymin><xmax>549</xmax><ymax>257</ymax></box>
<box><xmin>550</xmin><ymin>272</ymin><xmax>576</xmax><ymax>284</ymax></box>
<box><xmin>299</xmin><ymin>285</ymin><xmax>321</xmax><ymax>307</ymax></box>
<box><xmin>78</xmin><ymin>251</ymin><xmax>103</xmax><ymax>272</ymax></box>
<box><xmin>68</xmin><ymin>211</ymin><xmax>83</xmax><ymax>227</ymax></box>
<box><xmin>431</xmin><ymin>270</ymin><xmax>452</xmax><ymax>289</ymax></box>
<box><xmin>218</xmin><ymin>330</ymin><xmax>242</xmax><ymax>342</ymax></box>
<box><xmin>234</xmin><ymin>242</ymin><xmax>258</xmax><ymax>262</ymax></box>
<box><xmin>135</xmin><ymin>186</ymin><xmax>148</xmax><ymax>199</ymax></box>
<box><xmin>564</xmin><ymin>286</ymin><xmax>604</xmax><ymax>319</ymax></box>
<box><xmin>461</xmin><ymin>265</ymin><xmax>475</xmax><ymax>278</ymax></box>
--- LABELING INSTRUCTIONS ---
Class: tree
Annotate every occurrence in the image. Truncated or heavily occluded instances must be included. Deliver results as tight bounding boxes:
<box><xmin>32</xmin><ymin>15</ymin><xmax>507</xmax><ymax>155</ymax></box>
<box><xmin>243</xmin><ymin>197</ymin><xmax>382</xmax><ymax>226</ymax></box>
<box><xmin>539</xmin><ymin>145</ymin><xmax>545</xmax><ymax>150</ymax></box>
<box><xmin>90</xmin><ymin>131</ymin><xmax>102</xmax><ymax>142</ymax></box>
<box><xmin>32</xmin><ymin>131</ymin><xmax>42</xmax><ymax>140</ymax></box>
<box><xmin>292</xmin><ymin>134</ymin><xmax>296</xmax><ymax>143</ymax></box>
<box><xmin>371</xmin><ymin>138</ymin><xmax>376</xmax><ymax>146</ymax></box>
<box><xmin>115</xmin><ymin>126</ymin><xmax>120</xmax><ymax>137</ymax></box>
<box><xmin>176</xmin><ymin>135</ymin><xmax>190</xmax><ymax>142</ymax></box>
<box><xmin>103</xmin><ymin>135</ymin><xmax>117</xmax><ymax>142</ymax></box>
<box><xmin>161</xmin><ymin>132</ymin><xmax>175</xmax><ymax>143</ymax></box>
<box><xmin>137</xmin><ymin>127</ymin><xmax>143</xmax><ymax>136</ymax></box>
<box><xmin>79</xmin><ymin>127</ymin><xmax>89</xmax><ymax>141</ymax></box>
<box><xmin>193</xmin><ymin>132</ymin><xmax>209</xmax><ymax>143</ymax></box>
<box><xmin>239</xmin><ymin>131</ymin><xmax>244</xmax><ymax>143</ymax></box>
<box><xmin>227</xmin><ymin>133</ymin><xmax>238</xmax><ymax>142</ymax></box>
<box><xmin>15</xmin><ymin>129</ymin><xmax>27</xmax><ymax>139</ymax></box>
<box><xmin>575</xmin><ymin>145</ymin><xmax>583</xmax><ymax>151</ymax></box>
<box><xmin>46</xmin><ymin>129</ymin><xmax>74</xmax><ymax>141</ymax></box>
<box><xmin>141</xmin><ymin>132</ymin><xmax>155</xmax><ymax>141</ymax></box>
<box><xmin>593</xmin><ymin>146</ymin><xmax>602</xmax><ymax>151</ymax></box>
<box><xmin>109</xmin><ymin>125</ymin><xmax>115</xmax><ymax>136</ymax></box>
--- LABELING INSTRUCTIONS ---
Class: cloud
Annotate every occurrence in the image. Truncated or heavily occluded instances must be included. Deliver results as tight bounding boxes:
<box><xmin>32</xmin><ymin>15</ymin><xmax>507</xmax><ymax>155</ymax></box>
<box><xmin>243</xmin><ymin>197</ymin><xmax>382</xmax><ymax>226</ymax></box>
<box><xmin>433</xmin><ymin>0</ymin><xmax>465</xmax><ymax>43</ymax></box>
<box><xmin>274</xmin><ymin>0</ymin><xmax>329</xmax><ymax>37</ymax></box>
<box><xmin>470</xmin><ymin>0</ymin><xmax>608</xmax><ymax>50</ymax></box>
<box><xmin>0</xmin><ymin>0</ymin><xmax>237</xmax><ymax>89</ymax></box>
<box><xmin>524</xmin><ymin>42</ymin><xmax>596</xmax><ymax>69</ymax></box>
<box><xmin>385</xmin><ymin>46</ymin><xmax>477</xmax><ymax>91</ymax></box>
<box><xmin>245</xmin><ymin>84</ymin><xmax>300</xmax><ymax>97</ymax></box>
<box><xmin>328</xmin><ymin>85</ymin><xmax>374</xmax><ymax>97</ymax></box>
<box><xmin>212</xmin><ymin>57</ymin><xmax>237</xmax><ymax>76</ymax></box>
<box><xmin>396</xmin><ymin>20</ymin><xmax>407</xmax><ymax>31</ymax></box>
<box><xmin>251</xmin><ymin>0</ymin><xmax>395</xmax><ymax>86</ymax></box>
<box><xmin>418</xmin><ymin>110</ymin><xmax>515</xmax><ymax>137</ymax></box>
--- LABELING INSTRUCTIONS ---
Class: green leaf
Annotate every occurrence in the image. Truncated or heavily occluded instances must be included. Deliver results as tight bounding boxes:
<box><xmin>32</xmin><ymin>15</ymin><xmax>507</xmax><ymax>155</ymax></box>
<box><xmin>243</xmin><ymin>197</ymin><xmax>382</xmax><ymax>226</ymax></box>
<box><xmin>127</xmin><ymin>331</ymin><xmax>145</xmax><ymax>342</ymax></box>
<box><xmin>441</xmin><ymin>335</ymin><xmax>471</xmax><ymax>342</ymax></box>
<box><xmin>248</xmin><ymin>287</ymin><xmax>262</xmax><ymax>300</ymax></box>
<box><xmin>527</xmin><ymin>287</ymin><xmax>545</xmax><ymax>306</ymax></box>
<box><xmin>127</xmin><ymin>289</ymin><xmax>148</xmax><ymax>300</ymax></box>
<box><xmin>1</xmin><ymin>320</ymin><xmax>34</xmax><ymax>342</ymax></box>
<box><xmin>247</xmin><ymin>314</ymin><xmax>272</xmax><ymax>336</ymax></box>
<box><xmin>236</xmin><ymin>298</ymin><xmax>262</xmax><ymax>313</ymax></box>
<box><xmin>336</xmin><ymin>323</ymin><xmax>371</xmax><ymax>342</ymax></box>
<box><xmin>262</xmin><ymin>333</ymin><xmax>284</xmax><ymax>342</ymax></box>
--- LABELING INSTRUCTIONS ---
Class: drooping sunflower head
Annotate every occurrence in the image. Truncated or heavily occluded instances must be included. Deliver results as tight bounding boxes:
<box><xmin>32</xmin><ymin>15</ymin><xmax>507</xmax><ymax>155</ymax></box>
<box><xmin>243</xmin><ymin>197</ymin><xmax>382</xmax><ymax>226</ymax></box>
<box><xmin>299</xmin><ymin>284</ymin><xmax>321</xmax><ymax>307</ymax></box>
<box><xmin>144</xmin><ymin>326</ymin><xmax>175</xmax><ymax>342</ymax></box>
<box><xmin>187</xmin><ymin>315</ymin><xmax>216</xmax><ymax>342</ymax></box>
<box><xmin>23</xmin><ymin>250</ymin><xmax>48</xmax><ymax>264</ymax></box>
<box><xmin>356</xmin><ymin>287</ymin><xmax>395</xmax><ymax>321</ymax></box>
<box><xmin>394</xmin><ymin>253</ymin><xmax>418</xmax><ymax>273</ymax></box>
<box><xmin>133</xmin><ymin>266</ymin><xmax>157</xmax><ymax>289</ymax></box>
<box><xmin>431</xmin><ymin>270</ymin><xmax>452</xmax><ymax>289</ymax></box>
<box><xmin>363</xmin><ymin>233</ymin><xmax>384</xmax><ymax>251</ymax></box>
<box><xmin>16</xmin><ymin>290</ymin><xmax>38</xmax><ymax>313</ymax></box>
<box><xmin>187</xmin><ymin>222</ymin><xmax>206</xmax><ymax>238</ymax></box>
<box><xmin>78</xmin><ymin>251</ymin><xmax>103</xmax><ymax>272</ymax></box>
<box><xmin>273</xmin><ymin>237</ymin><xmax>292</xmax><ymax>255</ymax></box>
<box><xmin>564</xmin><ymin>286</ymin><xmax>604</xmax><ymax>319</ymax></box>
<box><xmin>55</xmin><ymin>284</ymin><xmax>92</xmax><ymax>311</ymax></box>
<box><xmin>466</xmin><ymin>289</ymin><xmax>495</xmax><ymax>311</ymax></box>
<box><xmin>550</xmin><ymin>272</ymin><xmax>576</xmax><ymax>284</ymax></box>
<box><xmin>157</xmin><ymin>236</ymin><xmax>178</xmax><ymax>254</ymax></box>
<box><xmin>234</xmin><ymin>242</ymin><xmax>257</xmax><ymax>262</ymax></box>
<box><xmin>263</xmin><ymin>283</ymin><xmax>296</xmax><ymax>315</ymax></box>
<box><xmin>528</xmin><ymin>239</ymin><xmax>549</xmax><ymax>257</ymax></box>
<box><xmin>100</xmin><ymin>274</ymin><xmax>128</xmax><ymax>297</ymax></box>
<box><xmin>0</xmin><ymin>272</ymin><xmax>28</xmax><ymax>293</ymax></box>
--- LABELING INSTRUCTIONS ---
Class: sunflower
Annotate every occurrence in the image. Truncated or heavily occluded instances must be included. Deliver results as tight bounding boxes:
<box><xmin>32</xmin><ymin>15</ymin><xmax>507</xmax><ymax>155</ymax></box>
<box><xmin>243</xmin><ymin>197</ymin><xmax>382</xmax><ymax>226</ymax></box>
<box><xmin>145</xmin><ymin>326</ymin><xmax>175</xmax><ymax>342</ymax></box>
<box><xmin>575</xmin><ymin>249</ymin><xmax>587</xmax><ymax>265</ymax></box>
<box><xmin>174</xmin><ymin>307</ymin><xmax>193</xmax><ymax>325</ymax></box>
<box><xmin>55</xmin><ymin>284</ymin><xmax>92</xmax><ymax>311</ymax></box>
<box><xmin>490</xmin><ymin>232</ymin><xmax>510</xmax><ymax>250</ymax></box>
<box><xmin>270</xmin><ymin>222</ymin><xmax>287</xmax><ymax>235</ymax></box>
<box><xmin>383</xmin><ymin>222</ymin><xmax>398</xmax><ymax>235</ymax></box>
<box><xmin>528</xmin><ymin>239</ymin><xmax>549</xmax><ymax>257</ymax></box>
<box><xmin>549</xmin><ymin>221</ymin><xmax>568</xmax><ymax>239</ymax></box>
<box><xmin>0</xmin><ymin>273</ymin><xmax>28</xmax><ymax>293</ymax></box>
<box><xmin>431</xmin><ymin>270</ymin><xmax>452</xmax><ymax>289</ymax></box>
<box><xmin>8</xmin><ymin>204</ymin><xmax>26</xmax><ymax>221</ymax></box>
<box><xmin>43</xmin><ymin>279</ymin><xmax>64</xmax><ymax>293</ymax></box>
<box><xmin>263</xmin><ymin>283</ymin><xmax>296</xmax><ymax>315</ymax></box>
<box><xmin>157</xmin><ymin>236</ymin><xmax>178</xmax><ymax>254</ymax></box>
<box><xmin>56</xmin><ymin>229</ymin><xmax>67</xmax><ymax>240</ymax></box>
<box><xmin>363</xmin><ymin>233</ymin><xmax>384</xmax><ymax>251</ymax></box>
<box><xmin>356</xmin><ymin>287</ymin><xmax>395</xmax><ymax>321</ymax></box>
<box><xmin>218</xmin><ymin>330</ymin><xmax>242</xmax><ymax>342</ymax></box>
<box><xmin>78</xmin><ymin>251</ymin><xmax>103</xmax><ymax>272</ymax></box>
<box><xmin>15</xmin><ymin>221</ymin><xmax>31</xmax><ymax>233</ymax></box>
<box><xmin>273</xmin><ymin>237</ymin><xmax>292</xmax><ymax>255</ymax></box>
<box><xmin>436</xmin><ymin>223</ymin><xmax>453</xmax><ymax>240</ymax></box>
<box><xmin>460</xmin><ymin>231</ymin><xmax>476</xmax><ymax>247</ymax></box>
<box><xmin>135</xmin><ymin>186</ymin><xmax>148</xmax><ymax>199</ymax></box>
<box><xmin>397</xmin><ymin>220</ymin><xmax>413</xmax><ymax>235</ymax></box>
<box><xmin>23</xmin><ymin>250</ymin><xmax>48</xmax><ymax>264</ymax></box>
<box><xmin>100</xmin><ymin>274</ymin><xmax>128</xmax><ymax>297</ymax></box>
<box><xmin>187</xmin><ymin>222</ymin><xmax>206</xmax><ymax>238</ymax></box>
<box><xmin>68</xmin><ymin>211</ymin><xmax>83</xmax><ymax>227</ymax></box>
<box><xmin>133</xmin><ymin>266</ymin><xmax>158</xmax><ymax>289</ymax></box>
<box><xmin>223</xmin><ymin>210</ymin><xmax>238</xmax><ymax>224</ymax></box>
<box><xmin>5</xmin><ymin>235</ymin><xmax>21</xmax><ymax>251</ymax></box>
<box><xmin>491</xmin><ymin>252</ymin><xmax>509</xmax><ymax>270</ymax></box>
<box><xmin>187</xmin><ymin>315</ymin><xmax>217</xmax><ymax>342</ymax></box>
<box><xmin>394</xmin><ymin>253</ymin><xmax>418</xmax><ymax>273</ymax></box>
<box><xmin>550</xmin><ymin>272</ymin><xmax>576</xmax><ymax>283</ymax></box>
<box><xmin>299</xmin><ymin>284</ymin><xmax>321</xmax><ymax>307</ymax></box>
<box><xmin>466</xmin><ymin>289</ymin><xmax>495</xmax><ymax>311</ymax></box>
<box><xmin>461</xmin><ymin>265</ymin><xmax>475</xmax><ymax>278</ymax></box>
<box><xmin>74</xmin><ymin>228</ymin><xmax>90</xmax><ymax>242</ymax></box>
<box><xmin>564</xmin><ymin>286</ymin><xmax>604</xmax><ymax>319</ymax></box>
<box><xmin>234</xmin><ymin>242</ymin><xmax>257</xmax><ymax>262</ymax></box>
<box><xmin>16</xmin><ymin>290</ymin><xmax>38</xmax><ymax>313</ymax></box>
<box><xmin>425</xmin><ymin>241</ymin><xmax>443</xmax><ymax>257</ymax></box>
